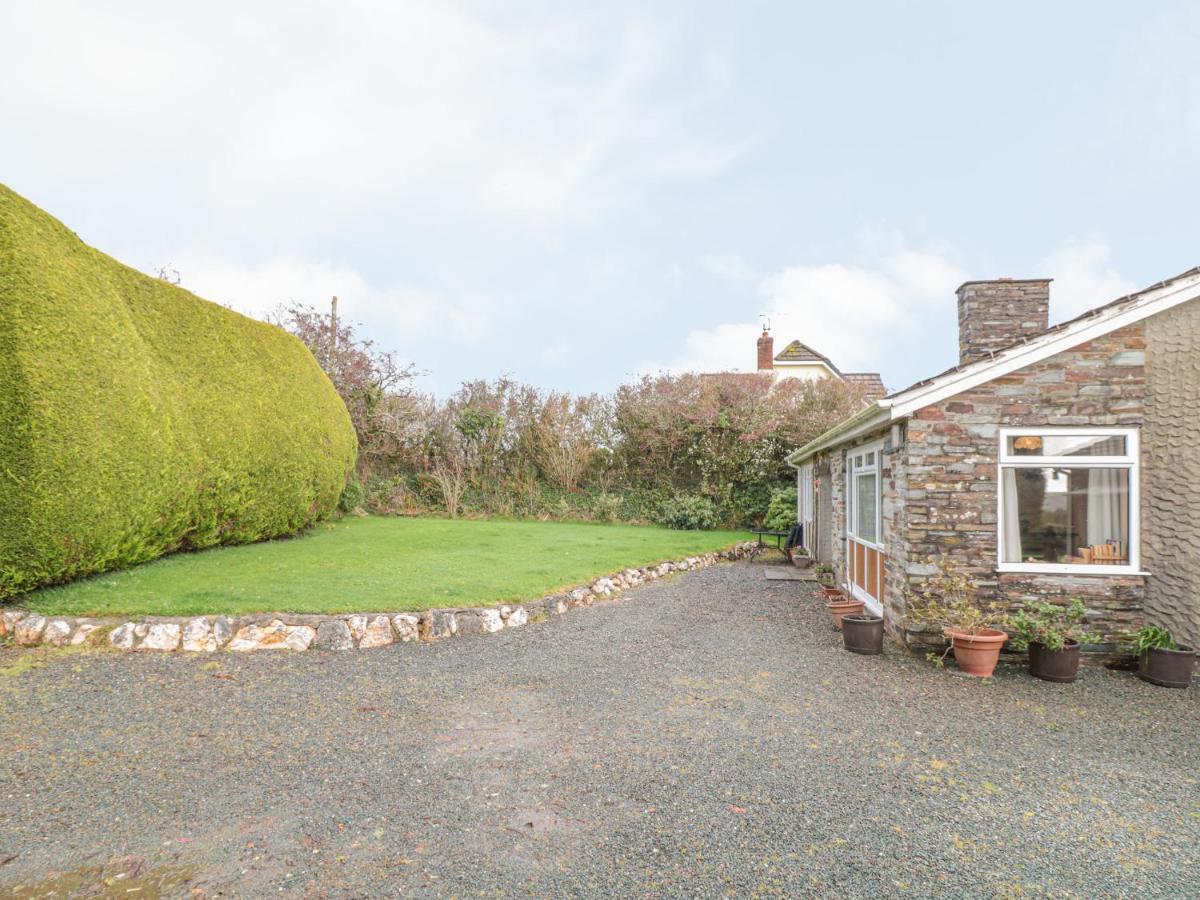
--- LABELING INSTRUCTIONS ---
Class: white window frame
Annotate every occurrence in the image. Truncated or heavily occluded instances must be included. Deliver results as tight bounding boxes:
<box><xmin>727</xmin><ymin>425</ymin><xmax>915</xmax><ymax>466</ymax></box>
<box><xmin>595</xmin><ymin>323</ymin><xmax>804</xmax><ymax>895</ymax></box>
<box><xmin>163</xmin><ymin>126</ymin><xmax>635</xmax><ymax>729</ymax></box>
<box><xmin>797</xmin><ymin>462</ymin><xmax>815</xmax><ymax>554</ymax></box>
<box><xmin>996</xmin><ymin>427</ymin><xmax>1142</xmax><ymax>575</ymax></box>
<box><xmin>845</xmin><ymin>441</ymin><xmax>883</xmax><ymax>551</ymax></box>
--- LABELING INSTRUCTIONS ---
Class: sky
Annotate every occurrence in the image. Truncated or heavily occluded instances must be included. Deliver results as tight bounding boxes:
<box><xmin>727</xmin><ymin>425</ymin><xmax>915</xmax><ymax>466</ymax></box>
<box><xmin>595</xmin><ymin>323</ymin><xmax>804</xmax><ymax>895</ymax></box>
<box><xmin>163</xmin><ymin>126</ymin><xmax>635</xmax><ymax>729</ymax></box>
<box><xmin>2</xmin><ymin>1</ymin><xmax>1198</xmax><ymax>395</ymax></box>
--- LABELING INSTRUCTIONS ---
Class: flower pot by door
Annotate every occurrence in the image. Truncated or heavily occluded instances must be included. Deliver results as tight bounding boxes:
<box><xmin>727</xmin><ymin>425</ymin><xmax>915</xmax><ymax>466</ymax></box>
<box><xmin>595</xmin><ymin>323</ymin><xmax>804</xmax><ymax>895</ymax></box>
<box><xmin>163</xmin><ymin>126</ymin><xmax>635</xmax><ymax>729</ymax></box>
<box><xmin>827</xmin><ymin>597</ymin><xmax>865</xmax><ymax>629</ymax></box>
<box><xmin>945</xmin><ymin>628</ymin><xmax>1008</xmax><ymax>677</ymax></box>
<box><xmin>842</xmin><ymin>614</ymin><xmax>884</xmax><ymax>655</ymax></box>
<box><xmin>1138</xmin><ymin>645</ymin><xmax>1196</xmax><ymax>688</ymax></box>
<box><xmin>1028</xmin><ymin>640</ymin><xmax>1081</xmax><ymax>683</ymax></box>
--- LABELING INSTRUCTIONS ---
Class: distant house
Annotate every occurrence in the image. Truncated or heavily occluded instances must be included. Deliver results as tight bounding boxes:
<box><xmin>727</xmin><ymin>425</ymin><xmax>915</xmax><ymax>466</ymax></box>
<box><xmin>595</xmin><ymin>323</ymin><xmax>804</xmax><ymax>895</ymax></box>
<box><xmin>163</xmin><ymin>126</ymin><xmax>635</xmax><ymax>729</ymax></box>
<box><xmin>787</xmin><ymin>270</ymin><xmax>1200</xmax><ymax>658</ymax></box>
<box><xmin>755</xmin><ymin>328</ymin><xmax>886</xmax><ymax>400</ymax></box>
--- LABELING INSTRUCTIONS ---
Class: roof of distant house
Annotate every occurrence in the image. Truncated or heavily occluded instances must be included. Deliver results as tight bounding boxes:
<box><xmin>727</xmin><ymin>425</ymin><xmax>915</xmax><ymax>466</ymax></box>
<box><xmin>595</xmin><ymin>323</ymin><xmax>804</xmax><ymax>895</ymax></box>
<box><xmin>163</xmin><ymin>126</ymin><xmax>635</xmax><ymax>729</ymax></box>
<box><xmin>773</xmin><ymin>340</ymin><xmax>840</xmax><ymax>370</ymax></box>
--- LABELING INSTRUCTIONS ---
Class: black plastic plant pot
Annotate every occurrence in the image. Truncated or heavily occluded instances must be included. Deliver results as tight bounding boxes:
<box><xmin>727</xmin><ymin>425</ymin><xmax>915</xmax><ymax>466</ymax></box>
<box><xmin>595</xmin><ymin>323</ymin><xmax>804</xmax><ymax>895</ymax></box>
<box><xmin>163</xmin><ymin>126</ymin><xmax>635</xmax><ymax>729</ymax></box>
<box><xmin>1138</xmin><ymin>645</ymin><xmax>1196</xmax><ymax>689</ymax></box>
<box><xmin>1028</xmin><ymin>640</ymin><xmax>1081</xmax><ymax>683</ymax></box>
<box><xmin>842</xmin><ymin>614</ymin><xmax>884</xmax><ymax>655</ymax></box>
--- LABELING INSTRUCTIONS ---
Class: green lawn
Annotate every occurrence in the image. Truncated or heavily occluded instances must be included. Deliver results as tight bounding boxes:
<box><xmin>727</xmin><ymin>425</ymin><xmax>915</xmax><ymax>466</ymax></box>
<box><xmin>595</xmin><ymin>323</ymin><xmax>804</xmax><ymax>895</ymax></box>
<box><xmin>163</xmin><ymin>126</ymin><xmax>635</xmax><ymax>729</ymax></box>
<box><xmin>17</xmin><ymin>517</ymin><xmax>751</xmax><ymax>617</ymax></box>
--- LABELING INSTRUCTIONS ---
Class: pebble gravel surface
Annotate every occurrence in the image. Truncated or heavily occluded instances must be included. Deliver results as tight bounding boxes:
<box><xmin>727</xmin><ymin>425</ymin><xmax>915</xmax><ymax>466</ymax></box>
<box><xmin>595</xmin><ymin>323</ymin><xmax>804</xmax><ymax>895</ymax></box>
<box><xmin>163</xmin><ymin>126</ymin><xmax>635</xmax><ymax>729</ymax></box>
<box><xmin>1</xmin><ymin>560</ymin><xmax>1197</xmax><ymax>897</ymax></box>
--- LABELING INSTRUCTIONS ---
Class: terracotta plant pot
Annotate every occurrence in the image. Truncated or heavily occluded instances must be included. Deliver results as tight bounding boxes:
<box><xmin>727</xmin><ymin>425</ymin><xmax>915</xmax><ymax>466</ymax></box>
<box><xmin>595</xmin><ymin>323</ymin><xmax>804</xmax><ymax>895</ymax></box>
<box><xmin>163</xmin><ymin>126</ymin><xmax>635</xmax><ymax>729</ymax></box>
<box><xmin>1138</xmin><ymin>645</ymin><xmax>1196</xmax><ymax>688</ymax></box>
<box><xmin>842</xmin><ymin>614</ymin><xmax>884</xmax><ymax>655</ymax></box>
<box><xmin>791</xmin><ymin>553</ymin><xmax>813</xmax><ymax>569</ymax></box>
<box><xmin>827</xmin><ymin>597</ymin><xmax>865</xmax><ymax>629</ymax></box>
<box><xmin>1028</xmin><ymin>640</ymin><xmax>1081</xmax><ymax>683</ymax></box>
<box><xmin>945</xmin><ymin>628</ymin><xmax>1008</xmax><ymax>677</ymax></box>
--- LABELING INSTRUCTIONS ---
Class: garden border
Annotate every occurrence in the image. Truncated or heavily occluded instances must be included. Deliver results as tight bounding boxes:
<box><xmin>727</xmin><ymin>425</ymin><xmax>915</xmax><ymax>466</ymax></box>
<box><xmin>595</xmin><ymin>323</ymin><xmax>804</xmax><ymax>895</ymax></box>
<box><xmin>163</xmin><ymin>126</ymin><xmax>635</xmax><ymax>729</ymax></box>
<box><xmin>0</xmin><ymin>543</ymin><xmax>759</xmax><ymax>653</ymax></box>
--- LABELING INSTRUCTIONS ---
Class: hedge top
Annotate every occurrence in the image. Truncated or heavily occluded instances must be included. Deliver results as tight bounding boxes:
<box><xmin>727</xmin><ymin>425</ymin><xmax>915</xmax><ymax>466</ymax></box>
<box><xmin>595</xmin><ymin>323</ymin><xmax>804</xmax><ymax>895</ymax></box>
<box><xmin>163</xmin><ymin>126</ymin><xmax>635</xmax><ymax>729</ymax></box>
<box><xmin>0</xmin><ymin>183</ymin><xmax>357</xmax><ymax>599</ymax></box>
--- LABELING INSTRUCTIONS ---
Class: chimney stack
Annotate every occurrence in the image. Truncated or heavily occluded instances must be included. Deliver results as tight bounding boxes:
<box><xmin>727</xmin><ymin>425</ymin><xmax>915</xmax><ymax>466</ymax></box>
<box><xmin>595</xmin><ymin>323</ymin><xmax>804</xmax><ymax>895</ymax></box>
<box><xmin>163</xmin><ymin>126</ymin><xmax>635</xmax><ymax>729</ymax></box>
<box><xmin>757</xmin><ymin>327</ymin><xmax>774</xmax><ymax>371</ymax></box>
<box><xmin>957</xmin><ymin>278</ymin><xmax>1051</xmax><ymax>365</ymax></box>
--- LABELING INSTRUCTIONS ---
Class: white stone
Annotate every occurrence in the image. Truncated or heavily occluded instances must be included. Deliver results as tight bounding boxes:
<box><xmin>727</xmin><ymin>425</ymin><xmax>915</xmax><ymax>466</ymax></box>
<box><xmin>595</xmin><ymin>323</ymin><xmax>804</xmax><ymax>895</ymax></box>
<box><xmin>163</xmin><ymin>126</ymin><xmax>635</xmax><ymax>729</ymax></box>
<box><xmin>356</xmin><ymin>615</ymin><xmax>394</xmax><ymax>649</ymax></box>
<box><xmin>479</xmin><ymin>609</ymin><xmax>504</xmax><ymax>633</ymax></box>
<box><xmin>14</xmin><ymin>614</ymin><xmax>47</xmax><ymax>646</ymax></box>
<box><xmin>505</xmin><ymin>607</ymin><xmax>529</xmax><ymax>628</ymax></box>
<box><xmin>391</xmin><ymin>614</ymin><xmax>420</xmax><ymax>642</ymax></box>
<box><xmin>110</xmin><ymin>622</ymin><xmax>137</xmax><ymax>650</ymax></box>
<box><xmin>212</xmin><ymin>617</ymin><xmax>233</xmax><ymax>648</ymax></box>
<box><xmin>136</xmin><ymin>622</ymin><xmax>181</xmax><ymax>651</ymax></box>
<box><xmin>42</xmin><ymin>619</ymin><xmax>73</xmax><ymax>647</ymax></box>
<box><xmin>70</xmin><ymin>622</ymin><xmax>100</xmax><ymax>645</ymax></box>
<box><xmin>1</xmin><ymin>609</ymin><xmax>26</xmax><ymax>636</ymax></box>
<box><xmin>182</xmin><ymin>618</ymin><xmax>218</xmax><ymax>652</ymax></box>
<box><xmin>227</xmin><ymin>620</ymin><xmax>315</xmax><ymax>651</ymax></box>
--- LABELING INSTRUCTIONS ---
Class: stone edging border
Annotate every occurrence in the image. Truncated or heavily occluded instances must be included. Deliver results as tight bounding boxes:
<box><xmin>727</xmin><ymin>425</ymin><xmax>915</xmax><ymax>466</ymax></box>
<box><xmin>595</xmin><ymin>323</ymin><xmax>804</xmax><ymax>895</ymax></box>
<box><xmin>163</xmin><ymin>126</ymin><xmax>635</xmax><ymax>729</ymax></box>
<box><xmin>0</xmin><ymin>542</ymin><xmax>760</xmax><ymax>653</ymax></box>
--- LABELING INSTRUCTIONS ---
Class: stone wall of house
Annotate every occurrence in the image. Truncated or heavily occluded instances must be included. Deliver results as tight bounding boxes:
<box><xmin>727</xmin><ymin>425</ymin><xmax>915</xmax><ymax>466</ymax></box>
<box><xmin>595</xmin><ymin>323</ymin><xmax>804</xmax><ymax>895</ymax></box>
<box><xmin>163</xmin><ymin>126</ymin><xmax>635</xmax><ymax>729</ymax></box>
<box><xmin>880</xmin><ymin>428</ymin><xmax>910</xmax><ymax>640</ymax></box>
<box><xmin>1143</xmin><ymin>301</ymin><xmax>1200</xmax><ymax>647</ymax></box>
<box><xmin>900</xmin><ymin>323</ymin><xmax>1149</xmax><ymax>658</ymax></box>
<box><xmin>820</xmin><ymin>427</ymin><xmax>909</xmax><ymax>634</ymax></box>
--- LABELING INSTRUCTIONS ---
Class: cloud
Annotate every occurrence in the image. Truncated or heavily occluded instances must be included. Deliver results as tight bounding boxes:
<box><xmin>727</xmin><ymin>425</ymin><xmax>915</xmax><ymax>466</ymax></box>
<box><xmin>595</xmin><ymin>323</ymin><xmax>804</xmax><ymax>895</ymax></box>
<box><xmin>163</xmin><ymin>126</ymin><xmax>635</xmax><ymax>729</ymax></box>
<box><xmin>160</xmin><ymin>252</ymin><xmax>491</xmax><ymax>346</ymax></box>
<box><xmin>700</xmin><ymin>253</ymin><xmax>757</xmax><ymax>281</ymax></box>
<box><xmin>0</xmin><ymin>2</ymin><xmax>751</xmax><ymax>237</ymax></box>
<box><xmin>1039</xmin><ymin>239</ymin><xmax>1138</xmax><ymax>322</ymax></box>
<box><xmin>653</xmin><ymin>247</ymin><xmax>967</xmax><ymax>375</ymax></box>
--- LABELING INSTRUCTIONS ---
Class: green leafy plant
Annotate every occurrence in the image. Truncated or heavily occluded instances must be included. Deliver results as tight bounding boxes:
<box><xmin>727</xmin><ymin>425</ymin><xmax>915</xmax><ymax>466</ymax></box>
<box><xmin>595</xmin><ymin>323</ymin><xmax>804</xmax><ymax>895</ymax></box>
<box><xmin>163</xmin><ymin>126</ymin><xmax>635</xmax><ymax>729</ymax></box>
<box><xmin>763</xmin><ymin>486</ymin><xmax>798</xmax><ymax>532</ymax></box>
<box><xmin>657</xmin><ymin>494</ymin><xmax>720</xmax><ymax>531</ymax></box>
<box><xmin>907</xmin><ymin>558</ymin><xmax>1008</xmax><ymax>668</ymax></box>
<box><xmin>1128</xmin><ymin>625</ymin><xmax>1177</xmax><ymax>655</ymax></box>
<box><xmin>338</xmin><ymin>476</ymin><xmax>366</xmax><ymax>513</ymax></box>
<box><xmin>1008</xmin><ymin>599</ymin><xmax>1094</xmax><ymax>652</ymax></box>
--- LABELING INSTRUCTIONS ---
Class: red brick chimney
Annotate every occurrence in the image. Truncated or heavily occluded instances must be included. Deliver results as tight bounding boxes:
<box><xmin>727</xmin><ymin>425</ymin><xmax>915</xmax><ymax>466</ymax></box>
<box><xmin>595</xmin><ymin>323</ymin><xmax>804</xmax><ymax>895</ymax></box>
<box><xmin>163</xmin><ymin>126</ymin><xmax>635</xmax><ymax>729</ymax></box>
<box><xmin>957</xmin><ymin>278</ymin><xmax>1051</xmax><ymax>365</ymax></box>
<box><xmin>757</xmin><ymin>327</ymin><xmax>774</xmax><ymax>371</ymax></box>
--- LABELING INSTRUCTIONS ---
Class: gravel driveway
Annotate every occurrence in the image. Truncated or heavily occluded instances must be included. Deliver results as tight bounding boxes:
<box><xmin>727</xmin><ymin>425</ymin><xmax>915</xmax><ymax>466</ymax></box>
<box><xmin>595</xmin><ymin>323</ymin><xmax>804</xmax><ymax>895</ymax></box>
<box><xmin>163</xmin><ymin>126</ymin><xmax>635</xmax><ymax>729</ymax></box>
<box><xmin>1</xmin><ymin>561</ymin><xmax>1197</xmax><ymax>897</ymax></box>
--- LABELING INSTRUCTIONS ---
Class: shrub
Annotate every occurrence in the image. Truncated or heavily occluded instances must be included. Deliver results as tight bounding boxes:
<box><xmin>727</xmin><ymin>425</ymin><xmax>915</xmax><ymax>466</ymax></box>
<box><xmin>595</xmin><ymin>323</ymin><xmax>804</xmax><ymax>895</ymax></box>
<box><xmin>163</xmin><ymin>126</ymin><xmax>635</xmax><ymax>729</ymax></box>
<box><xmin>1008</xmin><ymin>598</ymin><xmax>1094</xmax><ymax>652</ymax></box>
<box><xmin>657</xmin><ymin>494</ymin><xmax>719</xmax><ymax>531</ymax></box>
<box><xmin>338</xmin><ymin>476</ymin><xmax>366</xmax><ymax>513</ymax></box>
<box><xmin>0</xmin><ymin>185</ymin><xmax>357</xmax><ymax>598</ymax></box>
<box><xmin>590</xmin><ymin>493</ymin><xmax>622</xmax><ymax>523</ymax></box>
<box><xmin>763</xmin><ymin>486</ymin><xmax>798</xmax><ymax>532</ymax></box>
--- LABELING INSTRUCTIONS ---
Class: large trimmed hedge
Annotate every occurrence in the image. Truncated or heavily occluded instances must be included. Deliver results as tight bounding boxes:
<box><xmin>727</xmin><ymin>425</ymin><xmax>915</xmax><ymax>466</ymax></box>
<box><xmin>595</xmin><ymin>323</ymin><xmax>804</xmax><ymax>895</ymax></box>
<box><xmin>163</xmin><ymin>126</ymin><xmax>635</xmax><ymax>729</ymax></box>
<box><xmin>0</xmin><ymin>185</ymin><xmax>357</xmax><ymax>598</ymax></box>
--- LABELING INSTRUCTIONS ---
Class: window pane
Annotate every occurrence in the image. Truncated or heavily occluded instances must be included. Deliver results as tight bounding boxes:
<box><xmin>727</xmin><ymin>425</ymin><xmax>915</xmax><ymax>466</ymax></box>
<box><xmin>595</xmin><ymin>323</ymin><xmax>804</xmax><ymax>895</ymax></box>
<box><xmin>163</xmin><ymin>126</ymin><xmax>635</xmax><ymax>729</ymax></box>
<box><xmin>855</xmin><ymin>472</ymin><xmax>877</xmax><ymax>543</ymax></box>
<box><xmin>1001</xmin><ymin>467</ymin><xmax>1130</xmax><ymax>564</ymax></box>
<box><xmin>1007</xmin><ymin>434</ymin><xmax>1127</xmax><ymax>457</ymax></box>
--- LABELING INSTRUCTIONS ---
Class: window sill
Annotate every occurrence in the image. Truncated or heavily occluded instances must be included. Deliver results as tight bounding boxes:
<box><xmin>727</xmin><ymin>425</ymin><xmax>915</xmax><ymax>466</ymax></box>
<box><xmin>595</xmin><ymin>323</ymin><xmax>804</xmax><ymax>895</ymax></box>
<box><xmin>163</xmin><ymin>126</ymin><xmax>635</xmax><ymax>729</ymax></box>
<box><xmin>997</xmin><ymin>564</ymin><xmax>1149</xmax><ymax>577</ymax></box>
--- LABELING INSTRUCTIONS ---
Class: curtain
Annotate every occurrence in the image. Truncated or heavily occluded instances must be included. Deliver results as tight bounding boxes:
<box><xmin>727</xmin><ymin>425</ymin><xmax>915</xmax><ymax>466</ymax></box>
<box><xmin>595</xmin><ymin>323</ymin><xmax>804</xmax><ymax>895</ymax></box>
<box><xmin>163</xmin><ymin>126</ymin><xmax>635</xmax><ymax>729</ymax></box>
<box><xmin>1086</xmin><ymin>468</ymin><xmax>1124</xmax><ymax>547</ymax></box>
<box><xmin>1002</xmin><ymin>468</ymin><xmax>1022</xmax><ymax>563</ymax></box>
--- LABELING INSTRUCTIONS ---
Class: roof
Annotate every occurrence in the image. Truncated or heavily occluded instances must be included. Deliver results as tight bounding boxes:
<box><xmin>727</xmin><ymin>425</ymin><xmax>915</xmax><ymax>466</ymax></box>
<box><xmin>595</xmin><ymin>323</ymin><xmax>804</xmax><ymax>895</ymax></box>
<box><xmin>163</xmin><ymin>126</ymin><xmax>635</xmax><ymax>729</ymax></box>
<box><xmin>773</xmin><ymin>340</ymin><xmax>840</xmax><ymax>372</ymax></box>
<box><xmin>786</xmin><ymin>265</ymin><xmax>1200</xmax><ymax>466</ymax></box>
<box><xmin>841</xmin><ymin>372</ymin><xmax>887</xmax><ymax>401</ymax></box>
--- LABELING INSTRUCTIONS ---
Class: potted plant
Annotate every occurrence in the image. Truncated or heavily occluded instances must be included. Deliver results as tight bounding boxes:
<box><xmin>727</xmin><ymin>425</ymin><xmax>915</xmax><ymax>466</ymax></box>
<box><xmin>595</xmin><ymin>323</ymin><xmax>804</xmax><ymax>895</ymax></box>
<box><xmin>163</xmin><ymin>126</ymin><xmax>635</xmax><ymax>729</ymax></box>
<box><xmin>1008</xmin><ymin>598</ymin><xmax>1094</xmax><ymax>683</ymax></box>
<box><xmin>907</xmin><ymin>559</ymin><xmax>1009</xmax><ymax>677</ymax></box>
<box><xmin>789</xmin><ymin>545</ymin><xmax>813</xmax><ymax>569</ymax></box>
<box><xmin>842</xmin><ymin>613</ymin><xmax>884</xmax><ymax>655</ymax></box>
<box><xmin>1130</xmin><ymin>626</ymin><xmax>1195</xmax><ymax>689</ymax></box>
<box><xmin>827</xmin><ymin>592</ymin><xmax>865</xmax><ymax>629</ymax></box>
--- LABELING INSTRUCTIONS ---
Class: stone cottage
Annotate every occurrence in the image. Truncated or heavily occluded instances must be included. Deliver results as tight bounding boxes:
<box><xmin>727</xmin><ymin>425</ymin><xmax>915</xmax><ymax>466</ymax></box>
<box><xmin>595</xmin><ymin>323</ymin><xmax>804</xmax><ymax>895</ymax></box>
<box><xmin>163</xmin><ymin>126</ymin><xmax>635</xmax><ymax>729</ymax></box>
<box><xmin>787</xmin><ymin>268</ymin><xmax>1200</xmax><ymax>657</ymax></box>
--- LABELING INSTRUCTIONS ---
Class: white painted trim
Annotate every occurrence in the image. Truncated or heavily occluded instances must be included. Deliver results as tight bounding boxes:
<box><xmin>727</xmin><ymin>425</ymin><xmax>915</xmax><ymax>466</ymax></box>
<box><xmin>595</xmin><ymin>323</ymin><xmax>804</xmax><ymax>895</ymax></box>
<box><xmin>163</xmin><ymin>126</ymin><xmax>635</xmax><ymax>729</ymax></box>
<box><xmin>889</xmin><ymin>270</ymin><xmax>1200</xmax><ymax>419</ymax></box>
<box><xmin>847</xmin><ymin>579</ymin><xmax>883</xmax><ymax>616</ymax></box>
<box><xmin>996</xmin><ymin>426</ymin><xmax>1142</xmax><ymax>574</ymax></box>
<box><xmin>787</xmin><ymin>404</ymin><xmax>891</xmax><ymax>465</ymax></box>
<box><xmin>997</xmin><ymin>563</ymin><xmax>1149</xmax><ymax>577</ymax></box>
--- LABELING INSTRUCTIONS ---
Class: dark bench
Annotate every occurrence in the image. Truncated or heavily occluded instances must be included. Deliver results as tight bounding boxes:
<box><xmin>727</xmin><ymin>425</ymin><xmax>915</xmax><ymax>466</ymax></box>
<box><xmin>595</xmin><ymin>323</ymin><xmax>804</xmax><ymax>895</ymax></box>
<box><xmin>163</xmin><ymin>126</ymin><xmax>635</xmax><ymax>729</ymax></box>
<box><xmin>751</xmin><ymin>524</ymin><xmax>805</xmax><ymax>556</ymax></box>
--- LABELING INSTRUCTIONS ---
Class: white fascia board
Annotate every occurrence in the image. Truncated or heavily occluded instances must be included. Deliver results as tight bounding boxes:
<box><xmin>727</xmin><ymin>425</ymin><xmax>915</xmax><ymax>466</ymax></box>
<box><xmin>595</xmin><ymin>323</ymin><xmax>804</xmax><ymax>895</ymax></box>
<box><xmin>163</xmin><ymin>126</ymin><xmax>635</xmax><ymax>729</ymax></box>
<box><xmin>888</xmin><ymin>270</ymin><xmax>1200</xmax><ymax>418</ymax></box>
<box><xmin>786</xmin><ymin>403</ymin><xmax>893</xmax><ymax>466</ymax></box>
